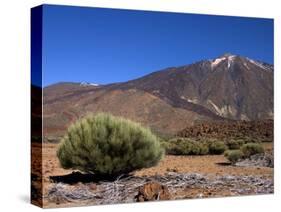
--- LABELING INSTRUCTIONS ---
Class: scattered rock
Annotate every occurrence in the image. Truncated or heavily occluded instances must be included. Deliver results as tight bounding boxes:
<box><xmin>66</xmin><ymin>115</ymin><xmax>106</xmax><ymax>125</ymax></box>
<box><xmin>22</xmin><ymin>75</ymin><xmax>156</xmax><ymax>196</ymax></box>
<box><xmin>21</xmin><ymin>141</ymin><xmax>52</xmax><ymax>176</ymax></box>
<box><xmin>177</xmin><ymin>120</ymin><xmax>273</xmax><ymax>141</ymax></box>
<box><xmin>47</xmin><ymin>182</ymin><xmax>100</xmax><ymax>203</ymax></box>
<box><xmin>47</xmin><ymin>173</ymin><xmax>273</xmax><ymax>205</ymax></box>
<box><xmin>135</xmin><ymin>182</ymin><xmax>171</xmax><ymax>201</ymax></box>
<box><xmin>235</xmin><ymin>153</ymin><xmax>274</xmax><ymax>168</ymax></box>
<box><xmin>88</xmin><ymin>183</ymin><xmax>97</xmax><ymax>191</ymax></box>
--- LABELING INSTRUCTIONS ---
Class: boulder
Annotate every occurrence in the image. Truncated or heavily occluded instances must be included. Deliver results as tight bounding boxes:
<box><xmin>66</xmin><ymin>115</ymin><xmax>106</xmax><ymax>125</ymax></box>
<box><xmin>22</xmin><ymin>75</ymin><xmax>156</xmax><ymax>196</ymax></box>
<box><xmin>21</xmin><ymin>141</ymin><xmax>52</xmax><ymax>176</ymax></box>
<box><xmin>135</xmin><ymin>182</ymin><xmax>171</xmax><ymax>202</ymax></box>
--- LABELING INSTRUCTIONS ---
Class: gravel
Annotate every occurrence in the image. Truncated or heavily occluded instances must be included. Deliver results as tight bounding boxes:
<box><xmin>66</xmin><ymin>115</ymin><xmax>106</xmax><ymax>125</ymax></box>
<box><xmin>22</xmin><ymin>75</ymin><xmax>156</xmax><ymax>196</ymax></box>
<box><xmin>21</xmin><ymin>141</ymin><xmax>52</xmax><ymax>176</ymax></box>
<box><xmin>47</xmin><ymin>172</ymin><xmax>274</xmax><ymax>205</ymax></box>
<box><xmin>235</xmin><ymin>153</ymin><xmax>274</xmax><ymax>168</ymax></box>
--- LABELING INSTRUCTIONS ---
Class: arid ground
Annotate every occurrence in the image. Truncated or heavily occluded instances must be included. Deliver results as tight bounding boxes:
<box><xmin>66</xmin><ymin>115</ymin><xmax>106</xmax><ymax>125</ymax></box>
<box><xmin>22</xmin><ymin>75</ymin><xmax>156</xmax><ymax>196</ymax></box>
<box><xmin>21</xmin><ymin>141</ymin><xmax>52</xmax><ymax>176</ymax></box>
<box><xmin>31</xmin><ymin>142</ymin><xmax>273</xmax><ymax>208</ymax></box>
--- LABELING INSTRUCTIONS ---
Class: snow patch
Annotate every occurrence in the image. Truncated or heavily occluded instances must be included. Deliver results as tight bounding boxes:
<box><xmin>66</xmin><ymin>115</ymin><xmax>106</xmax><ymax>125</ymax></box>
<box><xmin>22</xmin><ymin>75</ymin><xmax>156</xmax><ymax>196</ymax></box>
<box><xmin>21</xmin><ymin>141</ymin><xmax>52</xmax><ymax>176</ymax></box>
<box><xmin>227</xmin><ymin>55</ymin><xmax>235</xmax><ymax>69</ymax></box>
<box><xmin>80</xmin><ymin>82</ymin><xmax>99</xmax><ymax>87</ymax></box>
<box><xmin>211</xmin><ymin>55</ymin><xmax>236</xmax><ymax>69</ymax></box>
<box><xmin>243</xmin><ymin>62</ymin><xmax>250</xmax><ymax>70</ymax></box>
<box><xmin>227</xmin><ymin>60</ymin><xmax>231</xmax><ymax>69</ymax></box>
<box><xmin>211</xmin><ymin>57</ymin><xmax>226</xmax><ymax>68</ymax></box>
<box><xmin>207</xmin><ymin>100</ymin><xmax>222</xmax><ymax>115</ymax></box>
<box><xmin>180</xmin><ymin>96</ymin><xmax>199</xmax><ymax>104</ymax></box>
<box><xmin>207</xmin><ymin>100</ymin><xmax>237</xmax><ymax>117</ymax></box>
<box><xmin>247</xmin><ymin>58</ymin><xmax>272</xmax><ymax>71</ymax></box>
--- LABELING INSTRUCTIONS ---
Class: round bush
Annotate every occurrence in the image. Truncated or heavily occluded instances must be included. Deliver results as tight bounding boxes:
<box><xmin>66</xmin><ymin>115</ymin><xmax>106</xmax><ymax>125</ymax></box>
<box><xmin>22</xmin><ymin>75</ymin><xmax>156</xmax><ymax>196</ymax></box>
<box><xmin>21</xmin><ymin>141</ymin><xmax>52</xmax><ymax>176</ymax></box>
<box><xmin>57</xmin><ymin>113</ymin><xmax>164</xmax><ymax>176</ymax></box>
<box><xmin>226</xmin><ymin>139</ymin><xmax>244</xmax><ymax>150</ymax></box>
<box><xmin>209</xmin><ymin>141</ymin><xmax>226</xmax><ymax>155</ymax></box>
<box><xmin>165</xmin><ymin>138</ymin><xmax>209</xmax><ymax>156</ymax></box>
<box><xmin>165</xmin><ymin>139</ymin><xmax>191</xmax><ymax>155</ymax></box>
<box><xmin>224</xmin><ymin>150</ymin><xmax>243</xmax><ymax>164</ymax></box>
<box><xmin>188</xmin><ymin>142</ymin><xmax>201</xmax><ymax>155</ymax></box>
<box><xmin>198</xmin><ymin>143</ymin><xmax>209</xmax><ymax>155</ymax></box>
<box><xmin>241</xmin><ymin>143</ymin><xmax>264</xmax><ymax>158</ymax></box>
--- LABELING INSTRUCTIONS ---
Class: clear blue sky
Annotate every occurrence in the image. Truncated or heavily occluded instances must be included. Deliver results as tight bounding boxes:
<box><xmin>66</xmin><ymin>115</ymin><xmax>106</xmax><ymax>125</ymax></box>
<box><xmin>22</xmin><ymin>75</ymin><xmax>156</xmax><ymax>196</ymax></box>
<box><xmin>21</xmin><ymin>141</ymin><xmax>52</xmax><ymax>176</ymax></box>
<box><xmin>42</xmin><ymin>4</ymin><xmax>273</xmax><ymax>87</ymax></box>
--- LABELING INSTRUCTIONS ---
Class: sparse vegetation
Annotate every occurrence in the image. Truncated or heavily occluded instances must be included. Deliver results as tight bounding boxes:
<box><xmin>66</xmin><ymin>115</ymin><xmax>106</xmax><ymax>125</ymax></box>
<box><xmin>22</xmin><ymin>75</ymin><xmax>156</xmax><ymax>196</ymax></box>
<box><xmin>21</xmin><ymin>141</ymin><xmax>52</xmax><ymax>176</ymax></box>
<box><xmin>241</xmin><ymin>143</ymin><xmax>264</xmax><ymax>158</ymax></box>
<box><xmin>224</xmin><ymin>150</ymin><xmax>244</xmax><ymax>164</ymax></box>
<box><xmin>224</xmin><ymin>143</ymin><xmax>265</xmax><ymax>165</ymax></box>
<box><xmin>165</xmin><ymin>138</ymin><xmax>234</xmax><ymax>156</ymax></box>
<box><xmin>57</xmin><ymin>113</ymin><xmax>164</xmax><ymax>177</ymax></box>
<box><xmin>226</xmin><ymin>139</ymin><xmax>244</xmax><ymax>150</ymax></box>
<box><xmin>199</xmin><ymin>143</ymin><xmax>209</xmax><ymax>155</ymax></box>
<box><xmin>163</xmin><ymin>135</ymin><xmax>269</xmax><ymax>159</ymax></box>
<box><xmin>165</xmin><ymin>138</ymin><xmax>191</xmax><ymax>155</ymax></box>
<box><xmin>163</xmin><ymin>138</ymin><xmax>232</xmax><ymax>155</ymax></box>
<box><xmin>165</xmin><ymin>138</ymin><xmax>210</xmax><ymax>155</ymax></box>
<box><xmin>208</xmin><ymin>141</ymin><xmax>226</xmax><ymax>155</ymax></box>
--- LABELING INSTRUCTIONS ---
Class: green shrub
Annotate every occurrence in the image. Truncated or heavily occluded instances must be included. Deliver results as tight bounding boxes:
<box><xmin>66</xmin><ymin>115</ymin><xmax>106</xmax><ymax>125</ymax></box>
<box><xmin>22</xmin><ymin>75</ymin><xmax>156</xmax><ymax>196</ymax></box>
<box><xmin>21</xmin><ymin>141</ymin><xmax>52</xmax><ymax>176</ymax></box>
<box><xmin>198</xmin><ymin>143</ymin><xmax>209</xmax><ymax>155</ymax></box>
<box><xmin>188</xmin><ymin>142</ymin><xmax>201</xmax><ymax>155</ymax></box>
<box><xmin>165</xmin><ymin>139</ymin><xmax>191</xmax><ymax>155</ymax></box>
<box><xmin>209</xmin><ymin>141</ymin><xmax>226</xmax><ymax>155</ymax></box>
<box><xmin>226</xmin><ymin>139</ymin><xmax>244</xmax><ymax>150</ymax></box>
<box><xmin>241</xmin><ymin>143</ymin><xmax>264</xmax><ymax>158</ymax></box>
<box><xmin>165</xmin><ymin>138</ymin><xmax>209</xmax><ymax>155</ymax></box>
<box><xmin>224</xmin><ymin>150</ymin><xmax>244</xmax><ymax>164</ymax></box>
<box><xmin>159</xmin><ymin>139</ymin><xmax>169</xmax><ymax>150</ymax></box>
<box><xmin>57</xmin><ymin>113</ymin><xmax>164</xmax><ymax>176</ymax></box>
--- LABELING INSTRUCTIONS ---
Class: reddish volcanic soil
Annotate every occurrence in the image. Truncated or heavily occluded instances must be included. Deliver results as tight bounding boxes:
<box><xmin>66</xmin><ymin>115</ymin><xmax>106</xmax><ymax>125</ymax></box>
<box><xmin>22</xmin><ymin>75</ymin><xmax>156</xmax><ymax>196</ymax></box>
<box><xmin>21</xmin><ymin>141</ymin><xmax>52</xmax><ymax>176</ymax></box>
<box><xmin>41</xmin><ymin>143</ymin><xmax>273</xmax><ymax>180</ymax></box>
<box><xmin>30</xmin><ymin>142</ymin><xmax>274</xmax><ymax>207</ymax></box>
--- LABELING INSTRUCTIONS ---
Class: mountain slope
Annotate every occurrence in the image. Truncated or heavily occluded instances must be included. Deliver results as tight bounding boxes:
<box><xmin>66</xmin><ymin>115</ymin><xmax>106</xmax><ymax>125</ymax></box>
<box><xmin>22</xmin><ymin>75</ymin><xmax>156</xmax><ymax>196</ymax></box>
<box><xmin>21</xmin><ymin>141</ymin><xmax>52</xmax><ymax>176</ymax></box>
<box><xmin>43</xmin><ymin>53</ymin><xmax>273</xmax><ymax>139</ymax></box>
<box><xmin>118</xmin><ymin>53</ymin><xmax>273</xmax><ymax>120</ymax></box>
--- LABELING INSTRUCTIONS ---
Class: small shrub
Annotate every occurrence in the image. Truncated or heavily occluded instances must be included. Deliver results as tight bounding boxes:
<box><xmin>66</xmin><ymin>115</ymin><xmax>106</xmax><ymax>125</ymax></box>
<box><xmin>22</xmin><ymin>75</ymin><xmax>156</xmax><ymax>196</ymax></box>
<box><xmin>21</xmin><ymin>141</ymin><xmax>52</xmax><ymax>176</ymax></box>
<box><xmin>209</xmin><ymin>141</ymin><xmax>226</xmax><ymax>155</ymax></box>
<box><xmin>159</xmin><ymin>140</ymin><xmax>169</xmax><ymax>150</ymax></box>
<box><xmin>165</xmin><ymin>143</ymin><xmax>181</xmax><ymax>155</ymax></box>
<box><xmin>241</xmin><ymin>143</ymin><xmax>264</xmax><ymax>158</ymax></box>
<box><xmin>199</xmin><ymin>143</ymin><xmax>209</xmax><ymax>155</ymax></box>
<box><xmin>57</xmin><ymin>113</ymin><xmax>164</xmax><ymax>176</ymax></box>
<box><xmin>224</xmin><ymin>150</ymin><xmax>244</xmax><ymax>164</ymax></box>
<box><xmin>189</xmin><ymin>142</ymin><xmax>201</xmax><ymax>155</ymax></box>
<box><xmin>165</xmin><ymin>138</ymin><xmax>209</xmax><ymax>155</ymax></box>
<box><xmin>165</xmin><ymin>139</ymin><xmax>191</xmax><ymax>155</ymax></box>
<box><xmin>226</xmin><ymin>139</ymin><xmax>244</xmax><ymax>150</ymax></box>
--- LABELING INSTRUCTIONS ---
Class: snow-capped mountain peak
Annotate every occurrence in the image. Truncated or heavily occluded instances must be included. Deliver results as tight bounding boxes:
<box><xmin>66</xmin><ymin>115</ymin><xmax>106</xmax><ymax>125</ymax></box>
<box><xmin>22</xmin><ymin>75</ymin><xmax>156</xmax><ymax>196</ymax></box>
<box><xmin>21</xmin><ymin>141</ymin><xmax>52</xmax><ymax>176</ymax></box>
<box><xmin>211</xmin><ymin>53</ymin><xmax>237</xmax><ymax>69</ymax></box>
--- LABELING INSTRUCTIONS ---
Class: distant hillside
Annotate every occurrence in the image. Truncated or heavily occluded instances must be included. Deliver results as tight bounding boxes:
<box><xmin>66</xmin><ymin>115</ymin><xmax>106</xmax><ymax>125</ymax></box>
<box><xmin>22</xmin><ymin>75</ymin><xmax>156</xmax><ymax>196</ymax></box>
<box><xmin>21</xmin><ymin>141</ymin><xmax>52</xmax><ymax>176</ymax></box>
<box><xmin>43</xmin><ymin>53</ymin><xmax>273</xmax><ymax>139</ymax></box>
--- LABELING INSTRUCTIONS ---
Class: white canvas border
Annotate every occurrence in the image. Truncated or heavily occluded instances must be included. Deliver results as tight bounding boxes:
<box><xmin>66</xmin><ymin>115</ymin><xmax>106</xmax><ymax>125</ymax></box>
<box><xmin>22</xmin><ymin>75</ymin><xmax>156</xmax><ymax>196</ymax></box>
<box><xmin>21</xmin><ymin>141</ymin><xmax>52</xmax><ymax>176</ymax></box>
<box><xmin>0</xmin><ymin>0</ymin><xmax>280</xmax><ymax>211</ymax></box>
